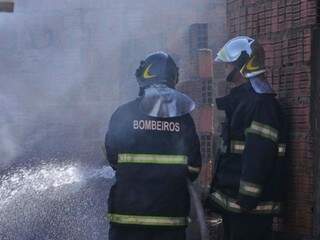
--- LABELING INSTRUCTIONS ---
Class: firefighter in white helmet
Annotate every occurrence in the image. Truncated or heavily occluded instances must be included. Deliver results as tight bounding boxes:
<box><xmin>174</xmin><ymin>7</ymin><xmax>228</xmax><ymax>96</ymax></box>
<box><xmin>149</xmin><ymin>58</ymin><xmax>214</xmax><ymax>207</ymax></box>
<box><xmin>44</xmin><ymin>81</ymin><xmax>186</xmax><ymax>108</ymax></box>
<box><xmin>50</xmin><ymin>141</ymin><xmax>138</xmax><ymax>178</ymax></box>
<box><xmin>207</xmin><ymin>36</ymin><xmax>287</xmax><ymax>240</ymax></box>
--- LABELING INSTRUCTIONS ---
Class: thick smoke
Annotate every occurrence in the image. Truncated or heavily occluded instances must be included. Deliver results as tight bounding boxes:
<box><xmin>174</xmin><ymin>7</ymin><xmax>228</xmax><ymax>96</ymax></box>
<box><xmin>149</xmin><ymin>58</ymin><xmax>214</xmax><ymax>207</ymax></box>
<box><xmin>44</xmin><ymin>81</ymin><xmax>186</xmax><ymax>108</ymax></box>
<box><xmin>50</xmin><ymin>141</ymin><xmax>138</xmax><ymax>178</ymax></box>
<box><xmin>0</xmin><ymin>0</ymin><xmax>210</xmax><ymax>169</ymax></box>
<box><xmin>0</xmin><ymin>1</ymin><xmax>214</xmax><ymax>239</ymax></box>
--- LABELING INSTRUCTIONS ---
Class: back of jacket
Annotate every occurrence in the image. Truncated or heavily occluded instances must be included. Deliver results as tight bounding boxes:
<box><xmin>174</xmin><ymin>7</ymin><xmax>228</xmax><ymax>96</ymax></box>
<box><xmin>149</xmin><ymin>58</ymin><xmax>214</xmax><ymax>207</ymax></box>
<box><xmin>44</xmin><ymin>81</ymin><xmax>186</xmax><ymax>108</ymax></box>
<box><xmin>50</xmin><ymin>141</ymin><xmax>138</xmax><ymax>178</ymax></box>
<box><xmin>209</xmin><ymin>82</ymin><xmax>287</xmax><ymax>215</ymax></box>
<box><xmin>105</xmin><ymin>98</ymin><xmax>201</xmax><ymax>228</ymax></box>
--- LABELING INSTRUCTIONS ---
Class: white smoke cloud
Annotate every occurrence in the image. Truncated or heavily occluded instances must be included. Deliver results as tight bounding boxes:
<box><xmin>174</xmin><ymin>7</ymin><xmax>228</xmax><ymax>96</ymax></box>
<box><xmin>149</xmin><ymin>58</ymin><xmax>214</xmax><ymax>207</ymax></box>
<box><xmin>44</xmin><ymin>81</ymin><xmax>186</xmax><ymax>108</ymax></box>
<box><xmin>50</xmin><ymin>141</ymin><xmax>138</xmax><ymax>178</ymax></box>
<box><xmin>0</xmin><ymin>0</ymin><xmax>211</xmax><ymax>168</ymax></box>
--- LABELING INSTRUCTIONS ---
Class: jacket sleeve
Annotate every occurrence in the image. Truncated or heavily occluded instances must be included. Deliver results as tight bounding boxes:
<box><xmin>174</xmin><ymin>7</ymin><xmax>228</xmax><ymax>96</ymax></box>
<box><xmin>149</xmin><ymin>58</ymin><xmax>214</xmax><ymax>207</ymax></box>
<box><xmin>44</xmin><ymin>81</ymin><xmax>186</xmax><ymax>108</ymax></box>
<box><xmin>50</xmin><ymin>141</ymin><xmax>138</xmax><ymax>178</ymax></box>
<box><xmin>186</xmin><ymin>115</ymin><xmax>202</xmax><ymax>182</ymax></box>
<box><xmin>105</xmin><ymin>112</ymin><xmax>119</xmax><ymax>170</ymax></box>
<box><xmin>238</xmin><ymin>97</ymin><xmax>280</xmax><ymax>210</ymax></box>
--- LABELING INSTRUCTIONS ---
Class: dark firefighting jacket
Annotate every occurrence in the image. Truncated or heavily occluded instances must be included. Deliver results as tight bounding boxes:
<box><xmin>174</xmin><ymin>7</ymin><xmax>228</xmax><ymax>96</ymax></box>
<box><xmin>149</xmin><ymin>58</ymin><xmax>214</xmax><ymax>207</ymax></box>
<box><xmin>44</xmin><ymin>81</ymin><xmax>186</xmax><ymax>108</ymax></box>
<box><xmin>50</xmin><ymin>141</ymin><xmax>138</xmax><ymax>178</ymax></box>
<box><xmin>105</xmin><ymin>98</ymin><xmax>202</xmax><ymax>227</ymax></box>
<box><xmin>208</xmin><ymin>81</ymin><xmax>287</xmax><ymax>215</ymax></box>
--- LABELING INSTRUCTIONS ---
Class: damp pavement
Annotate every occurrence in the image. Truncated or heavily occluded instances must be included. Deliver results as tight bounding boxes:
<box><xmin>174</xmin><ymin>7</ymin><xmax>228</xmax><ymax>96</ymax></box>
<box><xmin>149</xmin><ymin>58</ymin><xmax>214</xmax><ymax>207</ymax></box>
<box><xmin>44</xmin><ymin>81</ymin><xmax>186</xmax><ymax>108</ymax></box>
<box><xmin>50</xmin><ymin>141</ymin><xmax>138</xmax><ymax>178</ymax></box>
<box><xmin>0</xmin><ymin>161</ymin><xmax>115</xmax><ymax>240</ymax></box>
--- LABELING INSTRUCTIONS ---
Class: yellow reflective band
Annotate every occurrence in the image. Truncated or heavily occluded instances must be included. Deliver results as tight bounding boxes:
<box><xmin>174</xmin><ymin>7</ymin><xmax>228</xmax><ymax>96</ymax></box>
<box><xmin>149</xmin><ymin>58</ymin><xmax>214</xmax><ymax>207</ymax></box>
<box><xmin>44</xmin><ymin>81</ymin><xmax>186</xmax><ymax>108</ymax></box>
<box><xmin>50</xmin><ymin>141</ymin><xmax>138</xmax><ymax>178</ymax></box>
<box><xmin>210</xmin><ymin>191</ymin><xmax>281</xmax><ymax>214</ymax></box>
<box><xmin>108</xmin><ymin>214</ymin><xmax>188</xmax><ymax>226</ymax></box>
<box><xmin>188</xmin><ymin>166</ymin><xmax>201</xmax><ymax>173</ymax></box>
<box><xmin>230</xmin><ymin>141</ymin><xmax>245</xmax><ymax>154</ymax></box>
<box><xmin>246</xmin><ymin>56</ymin><xmax>260</xmax><ymax>71</ymax></box>
<box><xmin>246</xmin><ymin>121</ymin><xmax>278</xmax><ymax>142</ymax></box>
<box><xmin>255</xmin><ymin>203</ymin><xmax>281</xmax><ymax>213</ymax></box>
<box><xmin>240</xmin><ymin>62</ymin><xmax>246</xmax><ymax>75</ymax></box>
<box><xmin>210</xmin><ymin>192</ymin><xmax>241</xmax><ymax>213</ymax></box>
<box><xmin>278</xmin><ymin>144</ymin><xmax>286</xmax><ymax>157</ymax></box>
<box><xmin>118</xmin><ymin>154</ymin><xmax>188</xmax><ymax>165</ymax></box>
<box><xmin>143</xmin><ymin>64</ymin><xmax>156</xmax><ymax>79</ymax></box>
<box><xmin>230</xmin><ymin>140</ymin><xmax>286</xmax><ymax>157</ymax></box>
<box><xmin>240</xmin><ymin>180</ymin><xmax>262</xmax><ymax>197</ymax></box>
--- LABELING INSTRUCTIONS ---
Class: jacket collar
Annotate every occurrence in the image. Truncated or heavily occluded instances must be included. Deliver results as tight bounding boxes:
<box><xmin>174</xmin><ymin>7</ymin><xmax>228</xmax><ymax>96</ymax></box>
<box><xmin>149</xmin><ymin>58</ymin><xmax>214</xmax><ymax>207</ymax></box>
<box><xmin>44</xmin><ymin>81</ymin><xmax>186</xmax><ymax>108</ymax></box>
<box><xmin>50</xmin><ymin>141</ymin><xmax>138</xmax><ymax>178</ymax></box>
<box><xmin>216</xmin><ymin>82</ymin><xmax>252</xmax><ymax>111</ymax></box>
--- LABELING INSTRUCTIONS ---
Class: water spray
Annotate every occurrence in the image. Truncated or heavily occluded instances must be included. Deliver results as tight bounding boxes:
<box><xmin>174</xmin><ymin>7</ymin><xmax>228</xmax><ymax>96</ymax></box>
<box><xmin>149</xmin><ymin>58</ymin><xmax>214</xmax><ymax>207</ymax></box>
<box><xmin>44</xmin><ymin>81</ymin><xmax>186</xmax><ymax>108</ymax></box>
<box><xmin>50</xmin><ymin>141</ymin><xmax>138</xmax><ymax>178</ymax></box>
<box><xmin>0</xmin><ymin>162</ymin><xmax>114</xmax><ymax>209</ymax></box>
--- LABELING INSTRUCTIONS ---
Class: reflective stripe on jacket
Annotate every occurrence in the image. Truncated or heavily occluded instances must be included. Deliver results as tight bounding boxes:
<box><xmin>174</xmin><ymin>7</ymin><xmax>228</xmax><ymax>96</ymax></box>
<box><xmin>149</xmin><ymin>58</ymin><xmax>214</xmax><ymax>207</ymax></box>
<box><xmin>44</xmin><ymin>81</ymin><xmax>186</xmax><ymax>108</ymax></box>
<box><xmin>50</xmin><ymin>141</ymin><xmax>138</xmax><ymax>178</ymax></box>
<box><xmin>209</xmin><ymin>81</ymin><xmax>287</xmax><ymax>215</ymax></box>
<box><xmin>105</xmin><ymin>98</ymin><xmax>202</xmax><ymax>227</ymax></box>
<box><xmin>108</xmin><ymin>213</ymin><xmax>189</xmax><ymax>227</ymax></box>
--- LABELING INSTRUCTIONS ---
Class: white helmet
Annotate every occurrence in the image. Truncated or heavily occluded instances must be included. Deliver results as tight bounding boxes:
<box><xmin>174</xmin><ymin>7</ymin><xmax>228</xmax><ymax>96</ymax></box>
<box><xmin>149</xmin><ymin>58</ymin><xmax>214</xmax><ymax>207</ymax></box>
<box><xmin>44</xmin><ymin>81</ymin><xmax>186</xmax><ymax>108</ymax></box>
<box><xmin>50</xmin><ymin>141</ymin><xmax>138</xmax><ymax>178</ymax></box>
<box><xmin>215</xmin><ymin>36</ymin><xmax>266</xmax><ymax>78</ymax></box>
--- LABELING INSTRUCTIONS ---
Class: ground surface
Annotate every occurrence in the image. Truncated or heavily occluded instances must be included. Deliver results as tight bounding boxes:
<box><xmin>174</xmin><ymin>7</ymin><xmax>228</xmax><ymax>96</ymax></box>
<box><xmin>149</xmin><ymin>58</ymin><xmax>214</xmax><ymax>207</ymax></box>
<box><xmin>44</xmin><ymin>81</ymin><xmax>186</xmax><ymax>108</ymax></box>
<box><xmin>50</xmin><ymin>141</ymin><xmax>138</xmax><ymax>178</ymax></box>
<box><xmin>0</xmin><ymin>160</ymin><xmax>114</xmax><ymax>240</ymax></box>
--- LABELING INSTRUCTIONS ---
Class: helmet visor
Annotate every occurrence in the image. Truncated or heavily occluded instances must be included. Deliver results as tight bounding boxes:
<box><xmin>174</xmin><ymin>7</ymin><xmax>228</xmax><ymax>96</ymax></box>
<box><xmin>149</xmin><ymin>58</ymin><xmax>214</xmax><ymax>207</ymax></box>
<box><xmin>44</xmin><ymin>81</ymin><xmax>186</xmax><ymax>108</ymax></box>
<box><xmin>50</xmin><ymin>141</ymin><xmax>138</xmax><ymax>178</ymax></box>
<box><xmin>215</xmin><ymin>47</ymin><xmax>232</xmax><ymax>63</ymax></box>
<box><xmin>215</xmin><ymin>36</ymin><xmax>255</xmax><ymax>63</ymax></box>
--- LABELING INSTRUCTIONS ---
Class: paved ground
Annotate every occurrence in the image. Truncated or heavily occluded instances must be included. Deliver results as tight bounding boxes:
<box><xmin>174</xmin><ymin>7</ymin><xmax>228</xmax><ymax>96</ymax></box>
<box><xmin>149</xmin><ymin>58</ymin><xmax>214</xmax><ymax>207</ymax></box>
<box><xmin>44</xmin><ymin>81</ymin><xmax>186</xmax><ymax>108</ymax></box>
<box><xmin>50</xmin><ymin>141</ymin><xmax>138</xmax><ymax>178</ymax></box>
<box><xmin>0</xmin><ymin>160</ymin><xmax>114</xmax><ymax>240</ymax></box>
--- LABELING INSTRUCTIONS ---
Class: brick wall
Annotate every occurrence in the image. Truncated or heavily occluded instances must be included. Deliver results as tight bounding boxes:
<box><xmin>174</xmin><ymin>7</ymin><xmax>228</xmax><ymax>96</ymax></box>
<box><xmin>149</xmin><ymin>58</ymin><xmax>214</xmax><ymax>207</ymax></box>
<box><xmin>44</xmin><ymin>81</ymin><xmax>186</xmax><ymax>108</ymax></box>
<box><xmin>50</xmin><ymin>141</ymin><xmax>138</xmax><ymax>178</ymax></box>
<box><xmin>178</xmin><ymin>0</ymin><xmax>228</xmax><ymax>194</ymax></box>
<box><xmin>178</xmin><ymin>48</ymin><xmax>215</xmax><ymax>190</ymax></box>
<box><xmin>225</xmin><ymin>0</ymin><xmax>319</xmax><ymax>238</ymax></box>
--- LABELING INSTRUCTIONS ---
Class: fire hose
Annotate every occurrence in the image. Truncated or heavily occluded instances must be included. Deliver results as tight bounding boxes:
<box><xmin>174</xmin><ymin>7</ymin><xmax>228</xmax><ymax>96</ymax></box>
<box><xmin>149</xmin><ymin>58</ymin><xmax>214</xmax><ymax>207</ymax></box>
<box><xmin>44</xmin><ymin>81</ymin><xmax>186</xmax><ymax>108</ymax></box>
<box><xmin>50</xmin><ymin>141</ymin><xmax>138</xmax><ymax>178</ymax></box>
<box><xmin>188</xmin><ymin>181</ymin><xmax>210</xmax><ymax>240</ymax></box>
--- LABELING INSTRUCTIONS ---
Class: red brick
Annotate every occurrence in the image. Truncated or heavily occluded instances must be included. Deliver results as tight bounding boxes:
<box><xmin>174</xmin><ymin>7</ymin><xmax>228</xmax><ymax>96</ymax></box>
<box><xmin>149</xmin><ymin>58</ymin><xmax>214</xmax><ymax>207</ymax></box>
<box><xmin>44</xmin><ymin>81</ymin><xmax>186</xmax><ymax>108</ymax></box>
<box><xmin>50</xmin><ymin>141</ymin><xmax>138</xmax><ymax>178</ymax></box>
<box><xmin>197</xmin><ymin>106</ymin><xmax>214</xmax><ymax>133</ymax></box>
<box><xmin>198</xmin><ymin>49</ymin><xmax>213</xmax><ymax>79</ymax></box>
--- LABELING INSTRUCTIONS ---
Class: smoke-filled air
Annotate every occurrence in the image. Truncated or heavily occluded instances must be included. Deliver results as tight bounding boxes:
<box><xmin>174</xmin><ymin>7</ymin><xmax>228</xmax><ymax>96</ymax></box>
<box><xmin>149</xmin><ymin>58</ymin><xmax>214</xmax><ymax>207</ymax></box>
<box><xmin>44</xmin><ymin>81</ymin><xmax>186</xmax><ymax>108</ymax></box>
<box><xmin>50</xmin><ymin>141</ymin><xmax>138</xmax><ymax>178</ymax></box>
<box><xmin>0</xmin><ymin>0</ymin><xmax>211</xmax><ymax>239</ymax></box>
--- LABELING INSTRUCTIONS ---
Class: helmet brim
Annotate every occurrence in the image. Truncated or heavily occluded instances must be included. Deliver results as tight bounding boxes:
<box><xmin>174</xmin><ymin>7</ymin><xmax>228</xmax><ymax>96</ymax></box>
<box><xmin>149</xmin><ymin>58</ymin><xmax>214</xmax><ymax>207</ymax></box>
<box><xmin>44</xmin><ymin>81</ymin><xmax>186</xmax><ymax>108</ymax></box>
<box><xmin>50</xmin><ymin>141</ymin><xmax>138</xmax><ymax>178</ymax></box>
<box><xmin>139</xmin><ymin>84</ymin><xmax>196</xmax><ymax>118</ymax></box>
<box><xmin>214</xmin><ymin>56</ymin><xmax>224</xmax><ymax>62</ymax></box>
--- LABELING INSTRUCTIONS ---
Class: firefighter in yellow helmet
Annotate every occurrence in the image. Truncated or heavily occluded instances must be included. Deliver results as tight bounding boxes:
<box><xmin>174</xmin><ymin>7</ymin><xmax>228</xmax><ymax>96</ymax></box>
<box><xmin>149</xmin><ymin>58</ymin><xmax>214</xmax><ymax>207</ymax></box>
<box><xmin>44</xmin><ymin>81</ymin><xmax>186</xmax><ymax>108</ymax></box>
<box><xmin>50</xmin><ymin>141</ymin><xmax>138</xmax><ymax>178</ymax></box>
<box><xmin>207</xmin><ymin>36</ymin><xmax>287</xmax><ymax>240</ymax></box>
<box><xmin>105</xmin><ymin>52</ymin><xmax>202</xmax><ymax>240</ymax></box>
